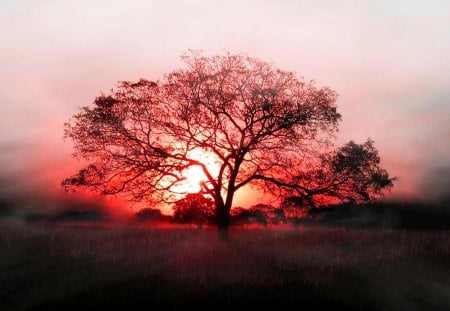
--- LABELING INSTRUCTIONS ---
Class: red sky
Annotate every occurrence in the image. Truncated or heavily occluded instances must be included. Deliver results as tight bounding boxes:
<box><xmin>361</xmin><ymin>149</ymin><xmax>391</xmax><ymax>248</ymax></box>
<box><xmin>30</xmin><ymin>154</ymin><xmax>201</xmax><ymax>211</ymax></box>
<box><xmin>1</xmin><ymin>1</ymin><xmax>450</xmax><ymax>214</ymax></box>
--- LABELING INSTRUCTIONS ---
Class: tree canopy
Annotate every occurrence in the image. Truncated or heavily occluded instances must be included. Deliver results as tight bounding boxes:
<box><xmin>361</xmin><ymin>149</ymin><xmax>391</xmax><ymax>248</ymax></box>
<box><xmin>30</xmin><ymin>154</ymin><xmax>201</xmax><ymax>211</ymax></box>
<box><xmin>63</xmin><ymin>51</ymin><xmax>393</xmax><ymax>236</ymax></box>
<box><xmin>171</xmin><ymin>193</ymin><xmax>215</xmax><ymax>228</ymax></box>
<box><xmin>280</xmin><ymin>139</ymin><xmax>394</xmax><ymax>211</ymax></box>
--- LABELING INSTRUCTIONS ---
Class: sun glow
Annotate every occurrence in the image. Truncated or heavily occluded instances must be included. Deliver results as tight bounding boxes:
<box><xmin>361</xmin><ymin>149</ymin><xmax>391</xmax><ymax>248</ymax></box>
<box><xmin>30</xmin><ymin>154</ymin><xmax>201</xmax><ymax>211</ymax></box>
<box><xmin>182</xmin><ymin>165</ymin><xmax>207</xmax><ymax>193</ymax></box>
<box><xmin>177</xmin><ymin>149</ymin><xmax>220</xmax><ymax>194</ymax></box>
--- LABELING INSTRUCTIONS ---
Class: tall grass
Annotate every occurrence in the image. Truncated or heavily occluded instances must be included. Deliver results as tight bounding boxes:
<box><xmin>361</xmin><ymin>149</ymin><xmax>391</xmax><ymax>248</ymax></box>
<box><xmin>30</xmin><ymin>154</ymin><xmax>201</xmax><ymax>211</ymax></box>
<box><xmin>1</xmin><ymin>220</ymin><xmax>449</xmax><ymax>310</ymax></box>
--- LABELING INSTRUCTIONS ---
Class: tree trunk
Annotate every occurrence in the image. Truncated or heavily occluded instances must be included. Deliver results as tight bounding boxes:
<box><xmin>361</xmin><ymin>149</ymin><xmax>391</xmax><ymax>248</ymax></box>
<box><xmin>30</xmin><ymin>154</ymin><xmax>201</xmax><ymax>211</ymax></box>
<box><xmin>218</xmin><ymin>225</ymin><xmax>229</xmax><ymax>241</ymax></box>
<box><xmin>214</xmin><ymin>178</ymin><xmax>236</xmax><ymax>241</ymax></box>
<box><xmin>216</xmin><ymin>203</ymin><xmax>231</xmax><ymax>241</ymax></box>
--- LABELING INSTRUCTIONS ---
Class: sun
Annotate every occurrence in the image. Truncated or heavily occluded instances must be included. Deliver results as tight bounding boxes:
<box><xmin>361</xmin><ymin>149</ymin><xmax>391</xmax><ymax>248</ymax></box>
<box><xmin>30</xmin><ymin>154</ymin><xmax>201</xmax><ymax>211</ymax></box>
<box><xmin>182</xmin><ymin>165</ymin><xmax>207</xmax><ymax>193</ymax></box>
<box><xmin>176</xmin><ymin>149</ymin><xmax>220</xmax><ymax>194</ymax></box>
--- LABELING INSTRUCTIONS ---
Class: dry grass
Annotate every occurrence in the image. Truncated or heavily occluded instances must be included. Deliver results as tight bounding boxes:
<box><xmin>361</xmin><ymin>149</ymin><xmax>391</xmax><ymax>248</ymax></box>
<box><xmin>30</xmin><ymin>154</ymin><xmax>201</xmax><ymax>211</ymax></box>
<box><xmin>1</xmin><ymin>220</ymin><xmax>449</xmax><ymax>310</ymax></box>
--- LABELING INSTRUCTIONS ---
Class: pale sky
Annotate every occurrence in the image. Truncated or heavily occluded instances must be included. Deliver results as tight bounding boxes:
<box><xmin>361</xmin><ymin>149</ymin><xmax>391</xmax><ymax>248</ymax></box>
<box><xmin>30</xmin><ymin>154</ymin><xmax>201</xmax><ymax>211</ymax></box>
<box><xmin>1</xmin><ymin>0</ymin><xmax>450</xmax><ymax>212</ymax></box>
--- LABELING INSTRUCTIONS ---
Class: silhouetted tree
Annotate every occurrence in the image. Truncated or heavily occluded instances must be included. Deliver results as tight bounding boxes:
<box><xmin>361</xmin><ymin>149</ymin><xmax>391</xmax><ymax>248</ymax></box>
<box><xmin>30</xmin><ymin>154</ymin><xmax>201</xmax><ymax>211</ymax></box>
<box><xmin>230</xmin><ymin>207</ymin><xmax>248</xmax><ymax>227</ymax></box>
<box><xmin>171</xmin><ymin>193</ymin><xmax>215</xmax><ymax>228</ymax></box>
<box><xmin>62</xmin><ymin>50</ymin><xmax>392</xmax><ymax>239</ymax></box>
<box><xmin>281</xmin><ymin>139</ymin><xmax>395</xmax><ymax>217</ymax></box>
<box><xmin>251</xmin><ymin>203</ymin><xmax>286</xmax><ymax>226</ymax></box>
<box><xmin>135</xmin><ymin>207</ymin><xmax>164</xmax><ymax>222</ymax></box>
<box><xmin>231</xmin><ymin>204</ymin><xmax>286</xmax><ymax>228</ymax></box>
<box><xmin>280</xmin><ymin>196</ymin><xmax>322</xmax><ymax>227</ymax></box>
<box><xmin>231</xmin><ymin>206</ymin><xmax>268</xmax><ymax>228</ymax></box>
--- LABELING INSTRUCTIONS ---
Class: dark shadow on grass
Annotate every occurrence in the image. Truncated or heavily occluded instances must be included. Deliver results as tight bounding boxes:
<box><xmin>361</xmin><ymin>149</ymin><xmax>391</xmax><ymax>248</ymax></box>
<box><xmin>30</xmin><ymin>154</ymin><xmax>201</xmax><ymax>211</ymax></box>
<box><xmin>31</xmin><ymin>276</ymin><xmax>363</xmax><ymax>310</ymax></box>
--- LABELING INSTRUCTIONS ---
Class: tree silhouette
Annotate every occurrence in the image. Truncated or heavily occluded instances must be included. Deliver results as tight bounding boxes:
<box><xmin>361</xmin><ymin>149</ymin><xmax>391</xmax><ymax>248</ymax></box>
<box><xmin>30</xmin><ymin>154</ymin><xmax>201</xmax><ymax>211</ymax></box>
<box><xmin>171</xmin><ymin>193</ymin><xmax>215</xmax><ymax>228</ymax></box>
<box><xmin>135</xmin><ymin>207</ymin><xmax>165</xmax><ymax>222</ymax></box>
<box><xmin>250</xmin><ymin>203</ymin><xmax>286</xmax><ymax>226</ymax></box>
<box><xmin>230</xmin><ymin>204</ymin><xmax>286</xmax><ymax>228</ymax></box>
<box><xmin>280</xmin><ymin>139</ymin><xmax>395</xmax><ymax>214</ymax></box>
<box><xmin>62</xmin><ymin>51</ymin><xmax>392</xmax><ymax>238</ymax></box>
<box><xmin>231</xmin><ymin>206</ymin><xmax>268</xmax><ymax>228</ymax></box>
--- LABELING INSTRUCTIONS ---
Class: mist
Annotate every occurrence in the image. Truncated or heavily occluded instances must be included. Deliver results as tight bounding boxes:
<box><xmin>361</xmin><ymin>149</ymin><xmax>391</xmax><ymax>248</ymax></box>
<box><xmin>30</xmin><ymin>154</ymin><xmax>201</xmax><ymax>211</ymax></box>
<box><xmin>0</xmin><ymin>171</ymin><xmax>134</xmax><ymax>223</ymax></box>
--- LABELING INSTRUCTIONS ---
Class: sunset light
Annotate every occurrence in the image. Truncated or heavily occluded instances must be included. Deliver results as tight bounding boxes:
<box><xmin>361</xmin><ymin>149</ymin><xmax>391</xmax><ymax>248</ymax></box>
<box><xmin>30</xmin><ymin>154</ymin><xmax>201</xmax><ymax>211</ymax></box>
<box><xmin>1</xmin><ymin>1</ymin><xmax>449</xmax><ymax>309</ymax></box>
<box><xmin>178</xmin><ymin>149</ymin><xmax>221</xmax><ymax>194</ymax></box>
<box><xmin>181</xmin><ymin>165</ymin><xmax>206</xmax><ymax>193</ymax></box>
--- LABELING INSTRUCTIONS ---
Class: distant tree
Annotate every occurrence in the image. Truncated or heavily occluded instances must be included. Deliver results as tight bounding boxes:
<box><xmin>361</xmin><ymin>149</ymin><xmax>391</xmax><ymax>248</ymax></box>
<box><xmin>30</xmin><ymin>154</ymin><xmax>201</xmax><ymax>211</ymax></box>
<box><xmin>251</xmin><ymin>203</ymin><xmax>286</xmax><ymax>226</ymax></box>
<box><xmin>281</xmin><ymin>139</ymin><xmax>395</xmax><ymax>216</ymax></box>
<box><xmin>280</xmin><ymin>196</ymin><xmax>318</xmax><ymax>227</ymax></box>
<box><xmin>231</xmin><ymin>204</ymin><xmax>286</xmax><ymax>228</ymax></box>
<box><xmin>135</xmin><ymin>208</ymin><xmax>164</xmax><ymax>222</ymax></box>
<box><xmin>230</xmin><ymin>207</ymin><xmax>248</xmax><ymax>227</ymax></box>
<box><xmin>281</xmin><ymin>196</ymin><xmax>311</xmax><ymax>217</ymax></box>
<box><xmin>230</xmin><ymin>206</ymin><xmax>268</xmax><ymax>228</ymax></box>
<box><xmin>171</xmin><ymin>193</ymin><xmax>215</xmax><ymax>228</ymax></box>
<box><xmin>62</xmin><ymin>51</ymin><xmax>342</xmax><ymax>239</ymax></box>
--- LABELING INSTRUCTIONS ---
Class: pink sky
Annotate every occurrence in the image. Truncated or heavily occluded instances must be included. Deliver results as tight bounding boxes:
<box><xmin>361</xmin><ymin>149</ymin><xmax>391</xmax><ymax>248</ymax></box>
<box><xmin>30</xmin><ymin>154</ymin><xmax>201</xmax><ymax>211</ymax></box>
<box><xmin>1</xmin><ymin>1</ymin><xmax>450</xmax><ymax>213</ymax></box>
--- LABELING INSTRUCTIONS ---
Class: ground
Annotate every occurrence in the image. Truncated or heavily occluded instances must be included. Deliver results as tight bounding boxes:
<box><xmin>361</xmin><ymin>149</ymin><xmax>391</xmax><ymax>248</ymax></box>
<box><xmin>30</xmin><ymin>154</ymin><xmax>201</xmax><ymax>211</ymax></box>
<box><xmin>0</xmin><ymin>220</ymin><xmax>449</xmax><ymax>310</ymax></box>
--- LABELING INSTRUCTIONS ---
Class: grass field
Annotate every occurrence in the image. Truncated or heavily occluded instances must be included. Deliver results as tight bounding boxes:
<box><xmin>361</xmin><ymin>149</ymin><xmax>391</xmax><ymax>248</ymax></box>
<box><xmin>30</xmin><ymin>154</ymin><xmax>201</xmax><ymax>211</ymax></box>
<box><xmin>1</xmin><ymin>220</ymin><xmax>449</xmax><ymax>310</ymax></box>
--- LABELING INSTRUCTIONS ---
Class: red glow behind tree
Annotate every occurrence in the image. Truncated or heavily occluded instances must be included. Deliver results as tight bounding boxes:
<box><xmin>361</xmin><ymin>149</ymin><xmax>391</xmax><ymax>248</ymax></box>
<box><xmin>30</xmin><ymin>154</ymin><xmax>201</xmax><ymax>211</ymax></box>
<box><xmin>62</xmin><ymin>51</ymin><xmax>392</xmax><ymax>238</ymax></box>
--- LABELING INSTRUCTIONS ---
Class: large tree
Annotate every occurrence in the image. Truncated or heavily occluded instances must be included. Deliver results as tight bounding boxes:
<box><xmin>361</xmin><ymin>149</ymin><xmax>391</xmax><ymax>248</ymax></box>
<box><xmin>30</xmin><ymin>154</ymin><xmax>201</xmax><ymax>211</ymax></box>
<box><xmin>63</xmin><ymin>51</ymin><xmax>391</xmax><ymax>238</ymax></box>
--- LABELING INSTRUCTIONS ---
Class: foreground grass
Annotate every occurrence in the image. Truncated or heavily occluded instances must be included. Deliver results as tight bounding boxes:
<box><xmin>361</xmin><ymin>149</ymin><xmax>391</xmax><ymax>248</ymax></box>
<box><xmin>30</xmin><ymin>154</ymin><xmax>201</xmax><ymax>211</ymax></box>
<box><xmin>0</xmin><ymin>221</ymin><xmax>449</xmax><ymax>310</ymax></box>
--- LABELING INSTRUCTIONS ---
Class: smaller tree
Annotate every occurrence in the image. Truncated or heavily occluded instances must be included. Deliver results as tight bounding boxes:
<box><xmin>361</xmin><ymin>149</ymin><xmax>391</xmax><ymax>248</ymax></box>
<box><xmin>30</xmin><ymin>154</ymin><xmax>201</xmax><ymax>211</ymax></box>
<box><xmin>231</xmin><ymin>207</ymin><xmax>268</xmax><ymax>228</ymax></box>
<box><xmin>251</xmin><ymin>203</ymin><xmax>286</xmax><ymax>226</ymax></box>
<box><xmin>171</xmin><ymin>193</ymin><xmax>215</xmax><ymax>228</ymax></box>
<box><xmin>230</xmin><ymin>204</ymin><xmax>286</xmax><ymax>228</ymax></box>
<box><xmin>283</xmin><ymin>139</ymin><xmax>394</xmax><ymax>216</ymax></box>
<box><xmin>135</xmin><ymin>208</ymin><xmax>164</xmax><ymax>222</ymax></box>
<box><xmin>281</xmin><ymin>196</ymin><xmax>310</xmax><ymax>216</ymax></box>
